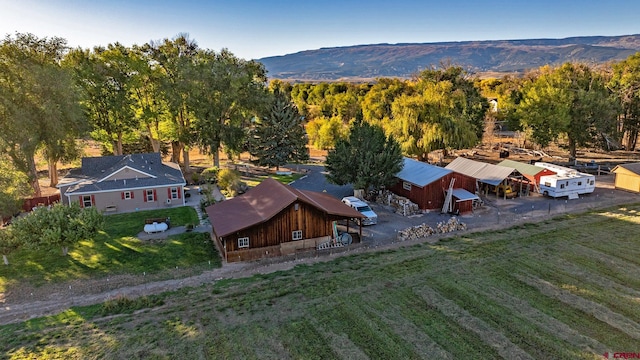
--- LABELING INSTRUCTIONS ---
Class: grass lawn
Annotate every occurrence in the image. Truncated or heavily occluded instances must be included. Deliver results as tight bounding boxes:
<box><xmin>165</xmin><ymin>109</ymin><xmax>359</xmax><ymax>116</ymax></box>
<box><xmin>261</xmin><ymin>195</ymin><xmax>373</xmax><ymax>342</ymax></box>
<box><xmin>3</xmin><ymin>204</ymin><xmax>640</xmax><ymax>359</ymax></box>
<box><xmin>242</xmin><ymin>172</ymin><xmax>305</xmax><ymax>188</ymax></box>
<box><xmin>0</xmin><ymin>206</ymin><xmax>220</xmax><ymax>292</ymax></box>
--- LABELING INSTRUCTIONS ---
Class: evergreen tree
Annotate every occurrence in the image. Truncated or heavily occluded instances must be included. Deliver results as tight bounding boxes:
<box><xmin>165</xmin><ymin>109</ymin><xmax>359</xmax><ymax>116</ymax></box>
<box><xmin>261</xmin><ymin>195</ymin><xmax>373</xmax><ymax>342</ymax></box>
<box><xmin>325</xmin><ymin>119</ymin><xmax>403</xmax><ymax>196</ymax></box>
<box><xmin>249</xmin><ymin>90</ymin><xmax>309</xmax><ymax>170</ymax></box>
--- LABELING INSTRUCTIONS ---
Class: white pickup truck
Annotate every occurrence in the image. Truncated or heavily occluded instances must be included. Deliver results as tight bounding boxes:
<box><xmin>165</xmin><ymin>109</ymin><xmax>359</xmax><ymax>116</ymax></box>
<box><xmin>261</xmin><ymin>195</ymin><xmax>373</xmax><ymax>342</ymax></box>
<box><xmin>341</xmin><ymin>196</ymin><xmax>378</xmax><ymax>225</ymax></box>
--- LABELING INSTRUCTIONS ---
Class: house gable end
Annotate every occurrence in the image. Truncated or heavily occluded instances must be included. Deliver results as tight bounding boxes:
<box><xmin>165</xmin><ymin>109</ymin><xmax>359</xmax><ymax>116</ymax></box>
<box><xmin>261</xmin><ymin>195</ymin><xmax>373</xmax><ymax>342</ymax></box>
<box><xmin>98</xmin><ymin>165</ymin><xmax>156</xmax><ymax>182</ymax></box>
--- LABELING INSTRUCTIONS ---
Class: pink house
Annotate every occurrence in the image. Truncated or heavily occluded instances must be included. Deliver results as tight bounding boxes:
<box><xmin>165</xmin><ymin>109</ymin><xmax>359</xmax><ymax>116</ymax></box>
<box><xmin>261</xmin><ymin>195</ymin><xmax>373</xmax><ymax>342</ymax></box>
<box><xmin>57</xmin><ymin>153</ymin><xmax>187</xmax><ymax>213</ymax></box>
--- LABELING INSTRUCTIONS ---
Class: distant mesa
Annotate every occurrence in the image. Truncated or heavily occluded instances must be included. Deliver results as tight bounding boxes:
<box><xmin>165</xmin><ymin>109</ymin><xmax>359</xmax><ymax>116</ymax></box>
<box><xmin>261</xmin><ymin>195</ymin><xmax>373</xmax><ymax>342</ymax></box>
<box><xmin>259</xmin><ymin>34</ymin><xmax>640</xmax><ymax>81</ymax></box>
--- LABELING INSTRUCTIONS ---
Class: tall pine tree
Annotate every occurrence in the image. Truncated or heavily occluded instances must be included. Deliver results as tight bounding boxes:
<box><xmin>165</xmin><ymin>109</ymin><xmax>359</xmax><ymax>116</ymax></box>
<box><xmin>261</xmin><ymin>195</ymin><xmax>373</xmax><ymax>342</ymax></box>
<box><xmin>325</xmin><ymin>119</ymin><xmax>403</xmax><ymax>196</ymax></box>
<box><xmin>249</xmin><ymin>90</ymin><xmax>309</xmax><ymax>170</ymax></box>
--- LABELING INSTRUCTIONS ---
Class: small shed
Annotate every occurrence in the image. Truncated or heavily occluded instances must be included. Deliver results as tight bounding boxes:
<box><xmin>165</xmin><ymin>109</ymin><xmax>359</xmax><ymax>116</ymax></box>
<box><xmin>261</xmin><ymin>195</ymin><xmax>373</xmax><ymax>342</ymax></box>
<box><xmin>389</xmin><ymin>157</ymin><xmax>454</xmax><ymax>210</ymax></box>
<box><xmin>205</xmin><ymin>178</ymin><xmax>364</xmax><ymax>263</ymax></box>
<box><xmin>497</xmin><ymin>159</ymin><xmax>555</xmax><ymax>193</ymax></box>
<box><xmin>611</xmin><ymin>163</ymin><xmax>640</xmax><ymax>193</ymax></box>
<box><xmin>445</xmin><ymin>157</ymin><xmax>521</xmax><ymax>198</ymax></box>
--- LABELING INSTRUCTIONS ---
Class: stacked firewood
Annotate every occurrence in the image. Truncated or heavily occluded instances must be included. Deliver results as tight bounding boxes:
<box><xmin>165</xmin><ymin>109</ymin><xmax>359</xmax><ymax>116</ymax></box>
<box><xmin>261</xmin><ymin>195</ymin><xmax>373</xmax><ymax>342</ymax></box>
<box><xmin>397</xmin><ymin>217</ymin><xmax>467</xmax><ymax>241</ymax></box>
<box><xmin>397</xmin><ymin>223</ymin><xmax>436</xmax><ymax>241</ymax></box>
<box><xmin>436</xmin><ymin>217</ymin><xmax>467</xmax><ymax>233</ymax></box>
<box><xmin>375</xmin><ymin>191</ymin><xmax>422</xmax><ymax>216</ymax></box>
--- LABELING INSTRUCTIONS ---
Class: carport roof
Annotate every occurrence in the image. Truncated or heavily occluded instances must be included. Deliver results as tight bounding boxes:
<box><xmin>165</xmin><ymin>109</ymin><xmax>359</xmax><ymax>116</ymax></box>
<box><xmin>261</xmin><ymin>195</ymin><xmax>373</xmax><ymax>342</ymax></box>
<box><xmin>452</xmin><ymin>188</ymin><xmax>479</xmax><ymax>202</ymax></box>
<box><xmin>445</xmin><ymin>157</ymin><xmax>516</xmax><ymax>186</ymax></box>
<box><xmin>396</xmin><ymin>157</ymin><xmax>452</xmax><ymax>187</ymax></box>
<box><xmin>205</xmin><ymin>178</ymin><xmax>363</xmax><ymax>238</ymax></box>
<box><xmin>497</xmin><ymin>159</ymin><xmax>547</xmax><ymax>176</ymax></box>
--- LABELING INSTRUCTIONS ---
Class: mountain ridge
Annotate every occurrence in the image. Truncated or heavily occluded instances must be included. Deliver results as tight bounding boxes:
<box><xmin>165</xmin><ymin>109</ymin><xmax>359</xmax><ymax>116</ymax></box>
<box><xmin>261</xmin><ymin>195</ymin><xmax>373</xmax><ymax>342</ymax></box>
<box><xmin>259</xmin><ymin>34</ymin><xmax>640</xmax><ymax>81</ymax></box>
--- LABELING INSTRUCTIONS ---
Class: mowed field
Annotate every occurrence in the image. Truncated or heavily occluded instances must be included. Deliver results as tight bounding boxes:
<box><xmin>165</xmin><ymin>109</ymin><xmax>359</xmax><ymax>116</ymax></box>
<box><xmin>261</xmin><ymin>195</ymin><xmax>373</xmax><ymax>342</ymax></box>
<box><xmin>3</xmin><ymin>204</ymin><xmax>640</xmax><ymax>359</ymax></box>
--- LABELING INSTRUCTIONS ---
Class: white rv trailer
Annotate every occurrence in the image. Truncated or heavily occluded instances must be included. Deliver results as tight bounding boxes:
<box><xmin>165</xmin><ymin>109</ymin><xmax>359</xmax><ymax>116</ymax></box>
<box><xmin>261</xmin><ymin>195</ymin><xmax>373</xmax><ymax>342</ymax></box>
<box><xmin>535</xmin><ymin>162</ymin><xmax>596</xmax><ymax>199</ymax></box>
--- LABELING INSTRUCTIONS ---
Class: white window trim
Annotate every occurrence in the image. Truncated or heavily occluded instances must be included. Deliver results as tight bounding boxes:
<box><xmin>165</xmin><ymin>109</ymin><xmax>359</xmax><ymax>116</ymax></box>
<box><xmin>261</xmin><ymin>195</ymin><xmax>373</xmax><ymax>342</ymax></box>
<box><xmin>403</xmin><ymin>182</ymin><xmax>411</xmax><ymax>191</ymax></box>
<box><xmin>170</xmin><ymin>187</ymin><xmax>178</xmax><ymax>199</ymax></box>
<box><xmin>292</xmin><ymin>230</ymin><xmax>303</xmax><ymax>241</ymax></box>
<box><xmin>238</xmin><ymin>237</ymin><xmax>249</xmax><ymax>248</ymax></box>
<box><xmin>146</xmin><ymin>189</ymin><xmax>155</xmax><ymax>202</ymax></box>
<box><xmin>124</xmin><ymin>191</ymin><xmax>132</xmax><ymax>200</ymax></box>
<box><xmin>82</xmin><ymin>195</ymin><xmax>92</xmax><ymax>208</ymax></box>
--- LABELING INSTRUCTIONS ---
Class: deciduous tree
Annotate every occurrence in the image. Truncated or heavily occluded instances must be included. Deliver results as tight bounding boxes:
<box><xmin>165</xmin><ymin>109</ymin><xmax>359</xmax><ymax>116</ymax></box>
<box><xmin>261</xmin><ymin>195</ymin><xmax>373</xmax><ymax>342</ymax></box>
<box><xmin>0</xmin><ymin>157</ymin><xmax>31</xmax><ymax>221</ymax></box>
<box><xmin>518</xmin><ymin>63</ymin><xmax>618</xmax><ymax>160</ymax></box>
<box><xmin>610</xmin><ymin>53</ymin><xmax>640</xmax><ymax>150</ymax></box>
<box><xmin>66</xmin><ymin>43</ymin><xmax>138</xmax><ymax>156</ymax></box>
<box><xmin>191</xmin><ymin>48</ymin><xmax>269</xmax><ymax>167</ymax></box>
<box><xmin>386</xmin><ymin>66</ymin><xmax>488</xmax><ymax>160</ymax></box>
<box><xmin>143</xmin><ymin>34</ymin><xmax>199</xmax><ymax>169</ymax></box>
<box><xmin>0</xmin><ymin>33</ymin><xmax>84</xmax><ymax>195</ymax></box>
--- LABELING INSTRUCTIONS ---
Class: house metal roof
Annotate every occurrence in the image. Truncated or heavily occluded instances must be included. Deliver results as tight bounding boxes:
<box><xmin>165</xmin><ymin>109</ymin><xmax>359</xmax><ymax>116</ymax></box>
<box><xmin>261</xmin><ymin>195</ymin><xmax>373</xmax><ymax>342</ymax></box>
<box><xmin>396</xmin><ymin>157</ymin><xmax>452</xmax><ymax>187</ymax></box>
<box><xmin>445</xmin><ymin>157</ymin><xmax>516</xmax><ymax>186</ymax></box>
<box><xmin>206</xmin><ymin>178</ymin><xmax>363</xmax><ymax>238</ymax></box>
<box><xmin>497</xmin><ymin>159</ymin><xmax>547</xmax><ymax>176</ymax></box>
<box><xmin>58</xmin><ymin>153</ymin><xmax>186</xmax><ymax>194</ymax></box>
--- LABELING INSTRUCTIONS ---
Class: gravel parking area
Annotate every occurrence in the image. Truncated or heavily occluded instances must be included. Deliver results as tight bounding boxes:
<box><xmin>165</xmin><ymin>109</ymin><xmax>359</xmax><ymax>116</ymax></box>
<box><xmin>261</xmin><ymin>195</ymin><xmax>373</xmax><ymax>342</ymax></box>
<box><xmin>355</xmin><ymin>173</ymin><xmax>639</xmax><ymax>248</ymax></box>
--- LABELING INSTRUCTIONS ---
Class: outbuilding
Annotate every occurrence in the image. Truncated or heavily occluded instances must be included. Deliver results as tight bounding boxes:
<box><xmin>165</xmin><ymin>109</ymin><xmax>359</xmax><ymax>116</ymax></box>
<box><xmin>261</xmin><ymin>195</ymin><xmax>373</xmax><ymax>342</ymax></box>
<box><xmin>205</xmin><ymin>178</ymin><xmax>363</xmax><ymax>263</ymax></box>
<box><xmin>611</xmin><ymin>162</ymin><xmax>640</xmax><ymax>193</ymax></box>
<box><xmin>497</xmin><ymin>159</ymin><xmax>555</xmax><ymax>194</ymax></box>
<box><xmin>445</xmin><ymin>157</ymin><xmax>522</xmax><ymax>199</ymax></box>
<box><xmin>389</xmin><ymin>157</ymin><xmax>454</xmax><ymax>211</ymax></box>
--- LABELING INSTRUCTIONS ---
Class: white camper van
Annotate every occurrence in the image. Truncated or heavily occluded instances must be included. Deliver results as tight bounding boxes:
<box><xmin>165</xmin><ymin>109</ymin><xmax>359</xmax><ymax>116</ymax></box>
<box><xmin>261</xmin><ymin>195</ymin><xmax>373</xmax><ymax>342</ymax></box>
<box><xmin>535</xmin><ymin>162</ymin><xmax>595</xmax><ymax>199</ymax></box>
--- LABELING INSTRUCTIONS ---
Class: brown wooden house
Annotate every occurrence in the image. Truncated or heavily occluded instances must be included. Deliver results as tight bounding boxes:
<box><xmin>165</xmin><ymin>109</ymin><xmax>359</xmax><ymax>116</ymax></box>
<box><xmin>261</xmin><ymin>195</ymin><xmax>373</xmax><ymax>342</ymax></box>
<box><xmin>205</xmin><ymin>178</ymin><xmax>364</xmax><ymax>263</ymax></box>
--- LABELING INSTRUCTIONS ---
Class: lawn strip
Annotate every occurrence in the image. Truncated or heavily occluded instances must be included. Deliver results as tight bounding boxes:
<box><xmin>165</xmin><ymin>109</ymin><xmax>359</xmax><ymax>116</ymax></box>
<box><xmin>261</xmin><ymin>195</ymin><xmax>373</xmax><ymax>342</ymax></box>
<box><xmin>316</xmin><ymin>294</ymin><xmax>421</xmax><ymax>359</ymax></box>
<box><xmin>426</xmin><ymin>272</ymin><xmax>580</xmax><ymax>359</ymax></box>
<box><xmin>360</xmin><ymin>287</ymin><xmax>454</xmax><ymax>359</ymax></box>
<box><xmin>410</xmin><ymin>283</ymin><xmax>534</xmax><ymax>359</ymax></box>
<box><xmin>367</xmin><ymin>285</ymin><xmax>496</xmax><ymax>359</ymax></box>
<box><xmin>516</xmin><ymin>274</ymin><xmax>640</xmax><ymax>340</ymax></box>
<box><xmin>278</xmin><ymin>318</ymin><xmax>338</xmax><ymax>359</ymax></box>
<box><xmin>473</xmin><ymin>270</ymin><xmax>608</xmax><ymax>355</ymax></box>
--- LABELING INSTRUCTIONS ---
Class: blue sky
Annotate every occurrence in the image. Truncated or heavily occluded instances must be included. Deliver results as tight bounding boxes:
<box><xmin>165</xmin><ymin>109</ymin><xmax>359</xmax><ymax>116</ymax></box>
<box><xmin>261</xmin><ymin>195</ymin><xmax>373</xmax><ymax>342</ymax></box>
<box><xmin>1</xmin><ymin>0</ymin><xmax>639</xmax><ymax>60</ymax></box>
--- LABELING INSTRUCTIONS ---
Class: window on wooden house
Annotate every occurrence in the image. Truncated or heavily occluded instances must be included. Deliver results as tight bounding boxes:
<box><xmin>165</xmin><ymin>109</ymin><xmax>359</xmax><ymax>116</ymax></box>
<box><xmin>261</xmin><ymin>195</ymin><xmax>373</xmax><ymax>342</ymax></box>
<box><xmin>403</xmin><ymin>182</ymin><xmax>411</xmax><ymax>191</ymax></box>
<box><xmin>292</xmin><ymin>230</ymin><xmax>303</xmax><ymax>241</ymax></box>
<box><xmin>170</xmin><ymin>187</ymin><xmax>179</xmax><ymax>199</ymax></box>
<box><xmin>124</xmin><ymin>191</ymin><xmax>132</xmax><ymax>200</ymax></box>
<box><xmin>238</xmin><ymin>237</ymin><xmax>249</xmax><ymax>248</ymax></box>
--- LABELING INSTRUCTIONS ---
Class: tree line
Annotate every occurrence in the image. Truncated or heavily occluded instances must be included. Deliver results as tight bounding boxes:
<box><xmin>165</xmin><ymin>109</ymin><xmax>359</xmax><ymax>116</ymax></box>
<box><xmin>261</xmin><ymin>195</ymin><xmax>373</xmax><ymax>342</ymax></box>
<box><xmin>2</xmin><ymin>31</ymin><xmax>640</xmax><ymax>219</ymax></box>
<box><xmin>0</xmin><ymin>33</ymin><xmax>309</xmax><ymax>221</ymax></box>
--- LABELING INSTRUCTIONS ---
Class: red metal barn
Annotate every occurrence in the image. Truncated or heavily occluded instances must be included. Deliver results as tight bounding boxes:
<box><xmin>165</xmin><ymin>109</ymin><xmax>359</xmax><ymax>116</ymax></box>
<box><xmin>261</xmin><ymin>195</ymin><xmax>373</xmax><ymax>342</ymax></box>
<box><xmin>389</xmin><ymin>158</ymin><xmax>454</xmax><ymax>211</ymax></box>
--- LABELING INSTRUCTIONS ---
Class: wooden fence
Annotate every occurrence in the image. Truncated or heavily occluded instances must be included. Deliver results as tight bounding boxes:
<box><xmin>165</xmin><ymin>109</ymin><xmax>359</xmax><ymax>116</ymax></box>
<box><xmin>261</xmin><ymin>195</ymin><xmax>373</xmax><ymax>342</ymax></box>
<box><xmin>21</xmin><ymin>194</ymin><xmax>61</xmax><ymax>212</ymax></box>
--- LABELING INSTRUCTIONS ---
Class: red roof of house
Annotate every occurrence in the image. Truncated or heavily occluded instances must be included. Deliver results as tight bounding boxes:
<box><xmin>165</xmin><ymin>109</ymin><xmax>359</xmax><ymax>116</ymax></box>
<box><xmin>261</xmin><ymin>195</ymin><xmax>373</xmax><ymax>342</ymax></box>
<box><xmin>206</xmin><ymin>178</ymin><xmax>363</xmax><ymax>238</ymax></box>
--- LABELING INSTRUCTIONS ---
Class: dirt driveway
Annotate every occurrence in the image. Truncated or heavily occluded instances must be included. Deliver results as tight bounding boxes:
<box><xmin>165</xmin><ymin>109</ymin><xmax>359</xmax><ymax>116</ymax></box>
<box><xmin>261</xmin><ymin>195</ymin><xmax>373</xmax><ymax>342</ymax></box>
<box><xmin>1</xmin><ymin>174</ymin><xmax>637</xmax><ymax>326</ymax></box>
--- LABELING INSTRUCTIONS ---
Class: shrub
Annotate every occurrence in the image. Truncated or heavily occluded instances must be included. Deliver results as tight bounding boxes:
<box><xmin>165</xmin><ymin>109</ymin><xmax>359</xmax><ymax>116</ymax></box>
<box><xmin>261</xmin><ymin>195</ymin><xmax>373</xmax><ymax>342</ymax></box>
<box><xmin>190</xmin><ymin>172</ymin><xmax>200</xmax><ymax>185</ymax></box>
<box><xmin>201</xmin><ymin>167</ymin><xmax>219</xmax><ymax>184</ymax></box>
<box><xmin>229</xmin><ymin>179</ymin><xmax>249</xmax><ymax>196</ymax></box>
<box><xmin>218</xmin><ymin>168</ymin><xmax>241</xmax><ymax>192</ymax></box>
<box><xmin>200</xmin><ymin>198</ymin><xmax>215</xmax><ymax>215</ymax></box>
